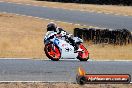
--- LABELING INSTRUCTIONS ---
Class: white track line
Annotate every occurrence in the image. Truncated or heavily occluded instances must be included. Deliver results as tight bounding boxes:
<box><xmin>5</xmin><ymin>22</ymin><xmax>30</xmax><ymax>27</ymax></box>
<box><xmin>0</xmin><ymin>58</ymin><xmax>132</xmax><ymax>61</ymax></box>
<box><xmin>0</xmin><ymin>81</ymin><xmax>131</xmax><ymax>83</ymax></box>
<box><xmin>44</xmin><ymin>59</ymin><xmax>132</xmax><ymax>61</ymax></box>
<box><xmin>0</xmin><ymin>81</ymin><xmax>70</xmax><ymax>83</ymax></box>
<box><xmin>0</xmin><ymin>58</ymin><xmax>31</xmax><ymax>60</ymax></box>
<box><xmin>0</xmin><ymin>1</ymin><xmax>130</xmax><ymax>17</ymax></box>
<box><xmin>1</xmin><ymin>11</ymin><xmax>104</xmax><ymax>29</ymax></box>
<box><xmin>88</xmin><ymin>58</ymin><xmax>132</xmax><ymax>61</ymax></box>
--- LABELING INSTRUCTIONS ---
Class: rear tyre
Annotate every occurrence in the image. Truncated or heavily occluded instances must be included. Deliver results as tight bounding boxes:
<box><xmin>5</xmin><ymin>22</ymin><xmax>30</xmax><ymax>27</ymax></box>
<box><xmin>77</xmin><ymin>44</ymin><xmax>89</xmax><ymax>61</ymax></box>
<box><xmin>44</xmin><ymin>43</ymin><xmax>61</xmax><ymax>61</ymax></box>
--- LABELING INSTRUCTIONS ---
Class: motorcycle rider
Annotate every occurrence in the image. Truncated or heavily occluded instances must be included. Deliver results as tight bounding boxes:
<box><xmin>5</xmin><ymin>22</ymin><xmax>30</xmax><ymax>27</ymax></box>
<box><xmin>46</xmin><ymin>22</ymin><xmax>82</xmax><ymax>52</ymax></box>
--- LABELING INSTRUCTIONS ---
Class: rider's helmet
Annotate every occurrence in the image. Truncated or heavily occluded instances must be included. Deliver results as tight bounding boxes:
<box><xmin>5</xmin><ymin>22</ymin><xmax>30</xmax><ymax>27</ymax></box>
<box><xmin>47</xmin><ymin>22</ymin><xmax>57</xmax><ymax>32</ymax></box>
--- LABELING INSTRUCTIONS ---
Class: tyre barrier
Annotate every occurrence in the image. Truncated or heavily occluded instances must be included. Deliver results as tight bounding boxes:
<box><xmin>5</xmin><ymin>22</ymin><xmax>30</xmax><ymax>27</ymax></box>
<box><xmin>74</xmin><ymin>28</ymin><xmax>132</xmax><ymax>45</ymax></box>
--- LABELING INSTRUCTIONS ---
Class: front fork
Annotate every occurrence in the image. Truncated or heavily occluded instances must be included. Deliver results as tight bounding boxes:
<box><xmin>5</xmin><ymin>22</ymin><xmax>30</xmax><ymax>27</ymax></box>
<box><xmin>45</xmin><ymin>39</ymin><xmax>57</xmax><ymax>52</ymax></box>
<box><xmin>51</xmin><ymin>44</ymin><xmax>55</xmax><ymax>52</ymax></box>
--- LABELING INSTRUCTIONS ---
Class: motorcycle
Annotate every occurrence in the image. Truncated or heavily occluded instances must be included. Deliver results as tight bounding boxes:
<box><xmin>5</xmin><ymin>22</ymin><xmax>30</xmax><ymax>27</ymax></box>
<box><xmin>44</xmin><ymin>31</ymin><xmax>89</xmax><ymax>61</ymax></box>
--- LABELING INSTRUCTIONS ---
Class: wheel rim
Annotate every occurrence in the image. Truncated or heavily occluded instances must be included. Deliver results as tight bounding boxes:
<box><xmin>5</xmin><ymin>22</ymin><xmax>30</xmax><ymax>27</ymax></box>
<box><xmin>46</xmin><ymin>44</ymin><xmax>61</xmax><ymax>59</ymax></box>
<box><xmin>78</xmin><ymin>44</ymin><xmax>89</xmax><ymax>59</ymax></box>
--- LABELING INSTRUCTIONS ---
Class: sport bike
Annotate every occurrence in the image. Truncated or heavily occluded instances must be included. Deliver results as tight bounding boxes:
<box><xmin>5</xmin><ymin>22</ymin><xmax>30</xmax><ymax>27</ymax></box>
<box><xmin>44</xmin><ymin>31</ymin><xmax>89</xmax><ymax>61</ymax></box>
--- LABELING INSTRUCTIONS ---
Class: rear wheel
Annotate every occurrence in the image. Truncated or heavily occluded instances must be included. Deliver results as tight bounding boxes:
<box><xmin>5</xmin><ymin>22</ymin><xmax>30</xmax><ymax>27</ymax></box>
<box><xmin>77</xmin><ymin>44</ymin><xmax>89</xmax><ymax>61</ymax></box>
<box><xmin>44</xmin><ymin>43</ymin><xmax>61</xmax><ymax>61</ymax></box>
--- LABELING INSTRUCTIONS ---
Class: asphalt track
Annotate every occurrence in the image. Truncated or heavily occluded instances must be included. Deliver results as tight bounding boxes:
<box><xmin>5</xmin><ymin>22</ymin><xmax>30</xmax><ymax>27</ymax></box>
<box><xmin>0</xmin><ymin>1</ymin><xmax>132</xmax><ymax>83</ymax></box>
<box><xmin>0</xmin><ymin>1</ymin><xmax>132</xmax><ymax>30</ymax></box>
<box><xmin>0</xmin><ymin>59</ymin><xmax>132</xmax><ymax>82</ymax></box>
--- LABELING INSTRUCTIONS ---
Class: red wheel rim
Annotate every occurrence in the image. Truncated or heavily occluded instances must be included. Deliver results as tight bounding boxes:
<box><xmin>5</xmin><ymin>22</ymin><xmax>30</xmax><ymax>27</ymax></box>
<box><xmin>78</xmin><ymin>44</ymin><xmax>89</xmax><ymax>59</ymax></box>
<box><xmin>46</xmin><ymin>44</ymin><xmax>61</xmax><ymax>59</ymax></box>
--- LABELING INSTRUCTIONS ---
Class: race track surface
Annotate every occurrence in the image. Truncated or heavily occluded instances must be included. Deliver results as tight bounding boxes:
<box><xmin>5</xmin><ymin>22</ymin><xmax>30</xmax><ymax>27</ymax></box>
<box><xmin>0</xmin><ymin>59</ymin><xmax>132</xmax><ymax>82</ymax></box>
<box><xmin>0</xmin><ymin>2</ymin><xmax>132</xmax><ymax>83</ymax></box>
<box><xmin>0</xmin><ymin>2</ymin><xmax>132</xmax><ymax>30</ymax></box>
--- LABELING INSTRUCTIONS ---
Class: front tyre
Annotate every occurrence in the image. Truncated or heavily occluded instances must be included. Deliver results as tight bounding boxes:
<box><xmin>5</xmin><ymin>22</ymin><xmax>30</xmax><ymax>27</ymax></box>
<box><xmin>44</xmin><ymin>43</ymin><xmax>61</xmax><ymax>61</ymax></box>
<box><xmin>77</xmin><ymin>44</ymin><xmax>89</xmax><ymax>61</ymax></box>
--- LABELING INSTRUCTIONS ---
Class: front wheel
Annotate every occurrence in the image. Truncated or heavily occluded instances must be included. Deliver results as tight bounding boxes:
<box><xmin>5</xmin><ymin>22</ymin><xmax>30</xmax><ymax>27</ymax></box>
<box><xmin>44</xmin><ymin>43</ymin><xmax>61</xmax><ymax>61</ymax></box>
<box><xmin>77</xmin><ymin>44</ymin><xmax>89</xmax><ymax>61</ymax></box>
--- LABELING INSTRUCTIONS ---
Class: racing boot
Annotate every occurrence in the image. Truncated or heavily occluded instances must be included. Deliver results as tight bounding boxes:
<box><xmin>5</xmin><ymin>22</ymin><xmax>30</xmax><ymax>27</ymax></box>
<box><xmin>74</xmin><ymin>45</ymin><xmax>83</xmax><ymax>53</ymax></box>
<box><xmin>76</xmin><ymin>48</ymin><xmax>83</xmax><ymax>52</ymax></box>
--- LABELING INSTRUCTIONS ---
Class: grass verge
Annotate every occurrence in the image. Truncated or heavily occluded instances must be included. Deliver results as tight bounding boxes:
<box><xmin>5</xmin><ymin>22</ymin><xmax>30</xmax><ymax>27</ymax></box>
<box><xmin>0</xmin><ymin>13</ymin><xmax>132</xmax><ymax>60</ymax></box>
<box><xmin>0</xmin><ymin>13</ymin><xmax>84</xmax><ymax>59</ymax></box>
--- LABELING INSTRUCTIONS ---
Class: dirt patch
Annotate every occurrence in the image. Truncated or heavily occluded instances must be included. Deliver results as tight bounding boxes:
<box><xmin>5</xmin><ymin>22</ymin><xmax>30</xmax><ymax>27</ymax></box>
<box><xmin>0</xmin><ymin>82</ymin><xmax>132</xmax><ymax>88</ymax></box>
<box><xmin>0</xmin><ymin>13</ymin><xmax>131</xmax><ymax>60</ymax></box>
<box><xmin>1</xmin><ymin>0</ymin><xmax>132</xmax><ymax>16</ymax></box>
